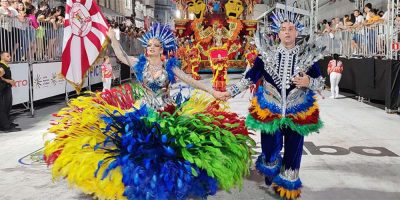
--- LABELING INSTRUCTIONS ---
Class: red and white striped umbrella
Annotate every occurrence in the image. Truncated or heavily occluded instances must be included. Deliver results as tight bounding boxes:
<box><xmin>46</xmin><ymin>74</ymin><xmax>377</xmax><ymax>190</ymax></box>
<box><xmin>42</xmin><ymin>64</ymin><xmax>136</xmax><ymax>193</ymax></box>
<box><xmin>61</xmin><ymin>0</ymin><xmax>109</xmax><ymax>92</ymax></box>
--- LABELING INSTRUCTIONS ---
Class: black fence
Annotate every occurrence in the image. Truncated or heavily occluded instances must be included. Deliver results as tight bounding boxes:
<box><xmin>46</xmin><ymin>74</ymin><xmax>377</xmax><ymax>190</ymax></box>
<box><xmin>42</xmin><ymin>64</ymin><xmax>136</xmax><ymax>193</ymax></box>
<box><xmin>318</xmin><ymin>57</ymin><xmax>400</xmax><ymax>111</ymax></box>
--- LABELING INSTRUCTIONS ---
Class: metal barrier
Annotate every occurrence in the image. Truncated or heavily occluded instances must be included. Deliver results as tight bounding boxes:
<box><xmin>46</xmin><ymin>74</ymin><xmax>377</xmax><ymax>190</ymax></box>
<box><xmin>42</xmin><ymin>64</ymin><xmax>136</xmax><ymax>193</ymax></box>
<box><xmin>318</xmin><ymin>23</ymin><xmax>390</xmax><ymax>58</ymax></box>
<box><xmin>0</xmin><ymin>17</ymin><xmax>63</xmax><ymax>63</ymax></box>
<box><xmin>1</xmin><ymin>15</ymin><xmax>143</xmax><ymax>116</ymax></box>
<box><xmin>1</xmin><ymin>16</ymin><xmax>142</xmax><ymax>63</ymax></box>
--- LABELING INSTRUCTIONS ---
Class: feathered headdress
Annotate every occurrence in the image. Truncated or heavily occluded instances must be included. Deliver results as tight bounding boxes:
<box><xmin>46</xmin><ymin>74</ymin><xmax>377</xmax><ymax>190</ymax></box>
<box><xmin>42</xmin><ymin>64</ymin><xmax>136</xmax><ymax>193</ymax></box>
<box><xmin>138</xmin><ymin>23</ymin><xmax>178</xmax><ymax>52</ymax></box>
<box><xmin>270</xmin><ymin>10</ymin><xmax>304</xmax><ymax>33</ymax></box>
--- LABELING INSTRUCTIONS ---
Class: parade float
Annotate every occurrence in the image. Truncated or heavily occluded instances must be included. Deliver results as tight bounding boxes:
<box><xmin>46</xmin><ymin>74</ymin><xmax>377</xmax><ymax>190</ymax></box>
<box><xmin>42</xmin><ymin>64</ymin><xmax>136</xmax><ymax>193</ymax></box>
<box><xmin>173</xmin><ymin>0</ymin><xmax>259</xmax><ymax>91</ymax></box>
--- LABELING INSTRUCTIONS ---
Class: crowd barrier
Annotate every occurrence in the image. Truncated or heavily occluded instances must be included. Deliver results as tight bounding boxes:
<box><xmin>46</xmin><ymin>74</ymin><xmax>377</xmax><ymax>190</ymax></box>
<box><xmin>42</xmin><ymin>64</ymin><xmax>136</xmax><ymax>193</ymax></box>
<box><xmin>318</xmin><ymin>23</ymin><xmax>390</xmax><ymax>58</ymax></box>
<box><xmin>1</xmin><ymin>16</ymin><xmax>141</xmax><ymax>115</ymax></box>
<box><xmin>318</xmin><ymin>57</ymin><xmax>400</xmax><ymax>113</ymax></box>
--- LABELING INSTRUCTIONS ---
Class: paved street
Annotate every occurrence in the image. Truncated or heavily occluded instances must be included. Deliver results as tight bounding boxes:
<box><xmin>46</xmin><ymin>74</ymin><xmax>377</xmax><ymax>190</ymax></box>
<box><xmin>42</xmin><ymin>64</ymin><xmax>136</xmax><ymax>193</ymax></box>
<box><xmin>1</xmin><ymin>75</ymin><xmax>400</xmax><ymax>200</ymax></box>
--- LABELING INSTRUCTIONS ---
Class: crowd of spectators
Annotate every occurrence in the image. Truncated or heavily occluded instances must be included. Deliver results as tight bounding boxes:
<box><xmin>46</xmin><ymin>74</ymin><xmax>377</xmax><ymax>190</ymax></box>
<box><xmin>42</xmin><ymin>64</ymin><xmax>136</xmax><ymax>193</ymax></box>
<box><xmin>317</xmin><ymin>3</ymin><xmax>399</xmax><ymax>56</ymax></box>
<box><xmin>107</xmin><ymin>18</ymin><xmax>145</xmax><ymax>56</ymax></box>
<box><xmin>1</xmin><ymin>0</ymin><xmax>145</xmax><ymax>62</ymax></box>
<box><xmin>107</xmin><ymin>18</ymin><xmax>146</xmax><ymax>40</ymax></box>
<box><xmin>0</xmin><ymin>0</ymin><xmax>65</xmax><ymax>61</ymax></box>
<box><xmin>318</xmin><ymin>3</ymin><xmax>387</xmax><ymax>34</ymax></box>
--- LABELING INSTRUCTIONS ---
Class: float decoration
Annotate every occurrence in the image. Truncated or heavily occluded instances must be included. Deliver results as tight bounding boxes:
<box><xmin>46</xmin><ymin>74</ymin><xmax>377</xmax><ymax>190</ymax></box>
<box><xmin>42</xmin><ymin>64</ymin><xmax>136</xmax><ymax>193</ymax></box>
<box><xmin>173</xmin><ymin>0</ymin><xmax>260</xmax><ymax>92</ymax></box>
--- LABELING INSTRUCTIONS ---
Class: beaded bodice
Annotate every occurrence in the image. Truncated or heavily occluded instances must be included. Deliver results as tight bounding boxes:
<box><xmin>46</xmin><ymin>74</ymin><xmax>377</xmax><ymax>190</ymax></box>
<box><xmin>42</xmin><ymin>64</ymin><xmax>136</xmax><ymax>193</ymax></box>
<box><xmin>141</xmin><ymin>62</ymin><xmax>172</xmax><ymax>109</ymax></box>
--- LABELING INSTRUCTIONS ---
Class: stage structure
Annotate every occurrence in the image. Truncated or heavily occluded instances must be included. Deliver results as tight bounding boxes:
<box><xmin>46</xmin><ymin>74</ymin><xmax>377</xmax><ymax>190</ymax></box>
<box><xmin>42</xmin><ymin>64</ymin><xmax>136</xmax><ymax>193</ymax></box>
<box><xmin>173</xmin><ymin>0</ymin><xmax>260</xmax><ymax>92</ymax></box>
<box><xmin>256</xmin><ymin>1</ymin><xmax>317</xmax><ymax>37</ymax></box>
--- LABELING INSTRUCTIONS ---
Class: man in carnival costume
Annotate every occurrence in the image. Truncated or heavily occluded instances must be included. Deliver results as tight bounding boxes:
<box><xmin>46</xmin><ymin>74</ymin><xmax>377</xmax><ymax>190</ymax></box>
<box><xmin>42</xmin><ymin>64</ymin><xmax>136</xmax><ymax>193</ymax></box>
<box><xmin>219</xmin><ymin>11</ymin><xmax>325</xmax><ymax>199</ymax></box>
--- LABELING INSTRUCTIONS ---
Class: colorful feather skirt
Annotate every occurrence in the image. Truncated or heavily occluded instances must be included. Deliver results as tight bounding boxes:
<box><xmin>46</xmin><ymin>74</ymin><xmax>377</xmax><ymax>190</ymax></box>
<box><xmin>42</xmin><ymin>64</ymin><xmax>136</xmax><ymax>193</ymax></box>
<box><xmin>44</xmin><ymin>84</ymin><xmax>255</xmax><ymax>200</ymax></box>
<box><xmin>246</xmin><ymin>88</ymin><xmax>323</xmax><ymax>136</ymax></box>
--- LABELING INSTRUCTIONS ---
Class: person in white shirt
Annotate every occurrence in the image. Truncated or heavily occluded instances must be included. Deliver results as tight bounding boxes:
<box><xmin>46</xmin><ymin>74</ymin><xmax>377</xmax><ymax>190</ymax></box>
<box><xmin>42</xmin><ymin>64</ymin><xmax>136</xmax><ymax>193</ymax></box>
<box><xmin>113</xmin><ymin>22</ymin><xmax>120</xmax><ymax>41</ymax></box>
<box><xmin>353</xmin><ymin>9</ymin><xmax>364</xmax><ymax>26</ymax></box>
<box><xmin>0</xmin><ymin>0</ymin><xmax>15</xmax><ymax>53</ymax></box>
<box><xmin>8</xmin><ymin>0</ymin><xmax>18</xmax><ymax>16</ymax></box>
<box><xmin>351</xmin><ymin>9</ymin><xmax>364</xmax><ymax>54</ymax></box>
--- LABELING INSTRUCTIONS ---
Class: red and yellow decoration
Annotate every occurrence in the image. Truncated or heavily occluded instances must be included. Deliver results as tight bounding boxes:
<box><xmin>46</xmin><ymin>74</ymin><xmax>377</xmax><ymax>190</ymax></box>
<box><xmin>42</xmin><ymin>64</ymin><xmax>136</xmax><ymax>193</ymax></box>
<box><xmin>189</xmin><ymin>45</ymin><xmax>202</xmax><ymax>80</ymax></box>
<box><xmin>173</xmin><ymin>0</ymin><xmax>259</xmax><ymax>91</ymax></box>
<box><xmin>209</xmin><ymin>45</ymin><xmax>229</xmax><ymax>91</ymax></box>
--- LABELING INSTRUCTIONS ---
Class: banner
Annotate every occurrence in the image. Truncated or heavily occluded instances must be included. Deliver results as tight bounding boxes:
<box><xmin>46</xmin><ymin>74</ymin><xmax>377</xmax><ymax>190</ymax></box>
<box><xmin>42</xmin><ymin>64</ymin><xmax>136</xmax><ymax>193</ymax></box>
<box><xmin>10</xmin><ymin>63</ymin><xmax>30</xmax><ymax>105</ymax></box>
<box><xmin>87</xmin><ymin>65</ymin><xmax>102</xmax><ymax>85</ymax></box>
<box><xmin>33</xmin><ymin>62</ymin><xmax>67</xmax><ymax>101</ymax></box>
<box><xmin>62</xmin><ymin>0</ymin><xmax>109</xmax><ymax>92</ymax></box>
<box><xmin>111</xmin><ymin>57</ymin><xmax>120</xmax><ymax>79</ymax></box>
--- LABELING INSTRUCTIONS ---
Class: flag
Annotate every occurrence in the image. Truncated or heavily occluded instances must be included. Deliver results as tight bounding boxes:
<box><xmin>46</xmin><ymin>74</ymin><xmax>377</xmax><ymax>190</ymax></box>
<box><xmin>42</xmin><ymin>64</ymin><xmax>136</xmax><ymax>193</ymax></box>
<box><xmin>62</xmin><ymin>0</ymin><xmax>109</xmax><ymax>93</ymax></box>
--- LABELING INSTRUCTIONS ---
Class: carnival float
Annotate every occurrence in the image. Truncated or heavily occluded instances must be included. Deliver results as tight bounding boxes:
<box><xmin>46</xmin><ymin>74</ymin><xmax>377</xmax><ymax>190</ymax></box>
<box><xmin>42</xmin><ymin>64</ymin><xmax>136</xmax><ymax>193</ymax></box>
<box><xmin>173</xmin><ymin>0</ymin><xmax>259</xmax><ymax>91</ymax></box>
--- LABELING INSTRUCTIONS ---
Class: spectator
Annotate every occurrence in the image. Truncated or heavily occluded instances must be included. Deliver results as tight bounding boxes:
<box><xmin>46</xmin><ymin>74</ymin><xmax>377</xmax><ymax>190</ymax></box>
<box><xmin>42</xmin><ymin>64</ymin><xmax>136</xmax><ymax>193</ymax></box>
<box><xmin>364</xmin><ymin>9</ymin><xmax>383</xmax><ymax>25</ymax></box>
<box><xmin>330</xmin><ymin>17</ymin><xmax>337</xmax><ymax>31</ymax></box>
<box><xmin>101</xmin><ymin>56</ymin><xmax>113</xmax><ymax>92</ymax></box>
<box><xmin>25</xmin><ymin>4</ymin><xmax>38</xmax><ymax>59</ymax></box>
<box><xmin>0</xmin><ymin>0</ymin><xmax>14</xmax><ymax>52</ymax></box>
<box><xmin>364</xmin><ymin>3</ymin><xmax>372</xmax><ymax>21</ymax></box>
<box><xmin>8</xmin><ymin>0</ymin><xmax>19</xmax><ymax>16</ymax></box>
<box><xmin>378</xmin><ymin>10</ymin><xmax>384</xmax><ymax>18</ymax></box>
<box><xmin>322</xmin><ymin>20</ymin><xmax>331</xmax><ymax>33</ymax></box>
<box><xmin>352</xmin><ymin>9</ymin><xmax>364</xmax><ymax>28</ymax></box>
<box><xmin>343</xmin><ymin>15</ymin><xmax>353</xmax><ymax>27</ymax></box>
<box><xmin>327</xmin><ymin>53</ymin><xmax>343</xmax><ymax>99</ymax></box>
<box><xmin>11</xmin><ymin>1</ymin><xmax>27</xmax><ymax>61</ymax></box>
<box><xmin>334</xmin><ymin>17</ymin><xmax>345</xmax><ymax>30</ymax></box>
<box><xmin>113</xmin><ymin>22</ymin><xmax>120</xmax><ymax>41</ymax></box>
<box><xmin>319</xmin><ymin>19</ymin><xmax>327</xmax><ymax>32</ymax></box>
<box><xmin>0</xmin><ymin>51</ymin><xmax>21</xmax><ymax>132</ymax></box>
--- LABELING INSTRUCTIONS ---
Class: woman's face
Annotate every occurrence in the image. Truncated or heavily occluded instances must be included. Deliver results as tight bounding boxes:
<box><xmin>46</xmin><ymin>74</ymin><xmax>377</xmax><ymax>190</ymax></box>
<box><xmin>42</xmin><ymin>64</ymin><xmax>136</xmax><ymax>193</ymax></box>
<box><xmin>146</xmin><ymin>38</ymin><xmax>163</xmax><ymax>57</ymax></box>
<box><xmin>17</xmin><ymin>3</ymin><xmax>24</xmax><ymax>11</ymax></box>
<box><xmin>364</xmin><ymin>6</ymin><xmax>370</xmax><ymax>13</ymax></box>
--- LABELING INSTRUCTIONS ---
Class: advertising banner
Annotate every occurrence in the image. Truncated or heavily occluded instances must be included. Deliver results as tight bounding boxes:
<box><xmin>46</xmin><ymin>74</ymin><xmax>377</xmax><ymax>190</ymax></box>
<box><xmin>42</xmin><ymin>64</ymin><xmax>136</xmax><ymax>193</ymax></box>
<box><xmin>9</xmin><ymin>63</ymin><xmax>30</xmax><ymax>105</ymax></box>
<box><xmin>32</xmin><ymin>62</ymin><xmax>64</xmax><ymax>101</ymax></box>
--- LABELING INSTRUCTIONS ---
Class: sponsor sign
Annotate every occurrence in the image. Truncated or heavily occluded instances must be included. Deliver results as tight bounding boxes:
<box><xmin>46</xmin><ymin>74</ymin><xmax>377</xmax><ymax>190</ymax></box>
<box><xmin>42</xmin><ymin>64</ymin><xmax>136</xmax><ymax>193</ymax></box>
<box><xmin>9</xmin><ymin>63</ymin><xmax>30</xmax><ymax>105</ymax></box>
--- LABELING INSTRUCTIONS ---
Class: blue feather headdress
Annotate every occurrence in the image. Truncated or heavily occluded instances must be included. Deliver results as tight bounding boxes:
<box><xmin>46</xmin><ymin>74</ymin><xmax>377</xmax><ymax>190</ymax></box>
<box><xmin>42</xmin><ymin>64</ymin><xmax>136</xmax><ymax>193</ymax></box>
<box><xmin>138</xmin><ymin>23</ymin><xmax>178</xmax><ymax>52</ymax></box>
<box><xmin>270</xmin><ymin>10</ymin><xmax>304</xmax><ymax>33</ymax></box>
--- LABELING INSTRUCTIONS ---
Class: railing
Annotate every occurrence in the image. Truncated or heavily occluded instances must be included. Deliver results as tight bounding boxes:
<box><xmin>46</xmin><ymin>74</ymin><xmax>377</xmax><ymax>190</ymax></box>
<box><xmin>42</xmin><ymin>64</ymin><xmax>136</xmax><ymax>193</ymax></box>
<box><xmin>317</xmin><ymin>23</ymin><xmax>391</xmax><ymax>59</ymax></box>
<box><xmin>0</xmin><ymin>16</ymin><xmax>142</xmax><ymax>63</ymax></box>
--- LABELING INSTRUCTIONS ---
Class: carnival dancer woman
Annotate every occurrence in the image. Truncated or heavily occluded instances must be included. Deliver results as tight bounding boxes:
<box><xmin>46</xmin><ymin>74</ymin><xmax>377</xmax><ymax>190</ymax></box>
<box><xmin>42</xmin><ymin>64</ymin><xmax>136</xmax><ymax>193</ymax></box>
<box><xmin>219</xmin><ymin>11</ymin><xmax>326</xmax><ymax>199</ymax></box>
<box><xmin>107</xmin><ymin>23</ymin><xmax>223</xmax><ymax>109</ymax></box>
<box><xmin>44</xmin><ymin>23</ymin><xmax>254</xmax><ymax>200</ymax></box>
<box><xmin>327</xmin><ymin>54</ymin><xmax>343</xmax><ymax>99</ymax></box>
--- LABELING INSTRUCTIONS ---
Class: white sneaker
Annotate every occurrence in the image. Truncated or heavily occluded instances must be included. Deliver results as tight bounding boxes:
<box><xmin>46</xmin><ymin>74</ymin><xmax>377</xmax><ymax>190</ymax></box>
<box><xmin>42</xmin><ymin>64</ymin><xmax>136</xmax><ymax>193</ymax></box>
<box><xmin>329</xmin><ymin>96</ymin><xmax>335</xmax><ymax>99</ymax></box>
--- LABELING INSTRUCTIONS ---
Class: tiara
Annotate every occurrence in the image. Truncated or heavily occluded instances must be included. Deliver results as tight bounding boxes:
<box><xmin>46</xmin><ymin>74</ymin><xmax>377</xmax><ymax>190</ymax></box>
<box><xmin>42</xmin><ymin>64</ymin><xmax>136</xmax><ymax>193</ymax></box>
<box><xmin>270</xmin><ymin>10</ymin><xmax>304</xmax><ymax>33</ymax></box>
<box><xmin>138</xmin><ymin>23</ymin><xmax>177</xmax><ymax>52</ymax></box>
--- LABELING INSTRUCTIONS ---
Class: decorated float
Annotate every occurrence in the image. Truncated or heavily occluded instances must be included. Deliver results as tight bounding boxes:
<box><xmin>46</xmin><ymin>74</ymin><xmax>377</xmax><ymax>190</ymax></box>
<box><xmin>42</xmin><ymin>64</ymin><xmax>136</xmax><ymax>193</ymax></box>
<box><xmin>173</xmin><ymin>0</ymin><xmax>259</xmax><ymax>91</ymax></box>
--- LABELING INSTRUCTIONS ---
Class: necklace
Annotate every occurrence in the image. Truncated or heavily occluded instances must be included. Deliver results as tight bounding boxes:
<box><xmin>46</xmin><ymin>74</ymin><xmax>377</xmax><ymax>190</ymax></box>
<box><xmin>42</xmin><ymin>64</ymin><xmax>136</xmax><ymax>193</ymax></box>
<box><xmin>147</xmin><ymin>63</ymin><xmax>164</xmax><ymax>79</ymax></box>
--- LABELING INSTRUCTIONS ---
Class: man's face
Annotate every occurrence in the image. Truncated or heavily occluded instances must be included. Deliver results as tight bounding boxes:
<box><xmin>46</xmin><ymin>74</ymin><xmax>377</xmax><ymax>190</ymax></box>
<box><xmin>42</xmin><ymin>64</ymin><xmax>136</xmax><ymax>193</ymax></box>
<box><xmin>225</xmin><ymin>0</ymin><xmax>244</xmax><ymax>19</ymax></box>
<box><xmin>0</xmin><ymin>0</ymin><xmax>9</xmax><ymax>8</ymax></box>
<box><xmin>186</xmin><ymin>0</ymin><xmax>206</xmax><ymax>19</ymax></box>
<box><xmin>278</xmin><ymin>22</ymin><xmax>297</xmax><ymax>47</ymax></box>
<box><xmin>1</xmin><ymin>52</ymin><xmax>11</xmax><ymax>62</ymax></box>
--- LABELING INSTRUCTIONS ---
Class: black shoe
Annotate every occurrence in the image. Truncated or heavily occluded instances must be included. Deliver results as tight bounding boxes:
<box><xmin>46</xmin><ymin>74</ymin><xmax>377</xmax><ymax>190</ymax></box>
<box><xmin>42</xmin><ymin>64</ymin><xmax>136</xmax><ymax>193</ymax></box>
<box><xmin>265</xmin><ymin>176</ymin><xmax>273</xmax><ymax>186</ymax></box>
<box><xmin>11</xmin><ymin>123</ymin><xmax>19</xmax><ymax>127</ymax></box>
<box><xmin>1</xmin><ymin>127</ymin><xmax>21</xmax><ymax>132</ymax></box>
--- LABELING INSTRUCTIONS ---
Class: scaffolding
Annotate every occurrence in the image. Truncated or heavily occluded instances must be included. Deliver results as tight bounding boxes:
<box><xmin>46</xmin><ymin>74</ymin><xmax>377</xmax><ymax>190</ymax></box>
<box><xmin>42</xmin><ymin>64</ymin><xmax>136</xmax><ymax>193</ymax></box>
<box><xmin>256</xmin><ymin>0</ymin><xmax>318</xmax><ymax>37</ymax></box>
<box><xmin>387</xmin><ymin>0</ymin><xmax>400</xmax><ymax>60</ymax></box>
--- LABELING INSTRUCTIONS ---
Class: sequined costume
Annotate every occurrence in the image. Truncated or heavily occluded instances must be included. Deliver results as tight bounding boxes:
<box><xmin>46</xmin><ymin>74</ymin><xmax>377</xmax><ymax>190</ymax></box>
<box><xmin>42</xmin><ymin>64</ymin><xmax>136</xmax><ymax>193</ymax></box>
<box><xmin>44</xmin><ymin>23</ymin><xmax>255</xmax><ymax>200</ymax></box>
<box><xmin>227</xmin><ymin>41</ymin><xmax>325</xmax><ymax>199</ymax></box>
